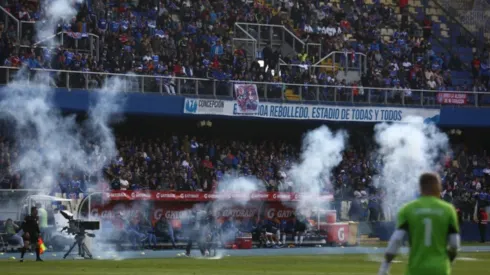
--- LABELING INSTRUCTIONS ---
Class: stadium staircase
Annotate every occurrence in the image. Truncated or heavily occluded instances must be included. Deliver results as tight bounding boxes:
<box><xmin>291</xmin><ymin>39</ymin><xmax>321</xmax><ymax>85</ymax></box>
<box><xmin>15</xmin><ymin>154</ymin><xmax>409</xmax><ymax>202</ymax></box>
<box><xmin>233</xmin><ymin>22</ymin><xmax>301</xmax><ymax>61</ymax></box>
<box><xmin>408</xmin><ymin>0</ymin><xmax>477</xmax><ymax>86</ymax></box>
<box><xmin>362</xmin><ymin>0</ymin><xmax>477</xmax><ymax>87</ymax></box>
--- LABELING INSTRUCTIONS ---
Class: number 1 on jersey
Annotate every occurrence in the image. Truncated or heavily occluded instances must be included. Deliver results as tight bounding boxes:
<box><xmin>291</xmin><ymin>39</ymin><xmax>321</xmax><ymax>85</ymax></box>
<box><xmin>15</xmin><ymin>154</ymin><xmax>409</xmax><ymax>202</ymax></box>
<box><xmin>423</xmin><ymin>218</ymin><xmax>432</xmax><ymax>247</ymax></box>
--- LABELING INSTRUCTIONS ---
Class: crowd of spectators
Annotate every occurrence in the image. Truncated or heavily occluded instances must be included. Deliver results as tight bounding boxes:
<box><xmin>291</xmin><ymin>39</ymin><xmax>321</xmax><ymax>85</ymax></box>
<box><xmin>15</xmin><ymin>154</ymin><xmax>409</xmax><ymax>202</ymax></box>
<box><xmin>471</xmin><ymin>47</ymin><xmax>490</xmax><ymax>93</ymax></box>
<box><xmin>1</xmin><ymin>128</ymin><xmax>490</xmax><ymax>221</ymax></box>
<box><xmin>1</xmin><ymin>0</ymin><xmax>484</xmax><ymax>102</ymax></box>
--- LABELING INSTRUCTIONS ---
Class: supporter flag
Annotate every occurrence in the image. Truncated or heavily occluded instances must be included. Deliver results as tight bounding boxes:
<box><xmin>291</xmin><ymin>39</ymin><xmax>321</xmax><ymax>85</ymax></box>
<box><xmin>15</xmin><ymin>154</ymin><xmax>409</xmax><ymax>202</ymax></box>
<box><xmin>148</xmin><ymin>20</ymin><xmax>156</xmax><ymax>29</ymax></box>
<box><xmin>65</xmin><ymin>32</ymin><xmax>89</xmax><ymax>40</ymax></box>
<box><xmin>234</xmin><ymin>84</ymin><xmax>260</xmax><ymax>114</ymax></box>
<box><xmin>38</xmin><ymin>237</ymin><xmax>46</xmax><ymax>254</ymax></box>
<box><xmin>155</xmin><ymin>30</ymin><xmax>166</xmax><ymax>38</ymax></box>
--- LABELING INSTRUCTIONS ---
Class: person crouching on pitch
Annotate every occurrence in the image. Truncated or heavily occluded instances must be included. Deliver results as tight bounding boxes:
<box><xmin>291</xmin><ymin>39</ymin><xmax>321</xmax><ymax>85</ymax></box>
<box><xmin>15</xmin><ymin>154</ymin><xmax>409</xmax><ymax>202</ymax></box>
<box><xmin>20</xmin><ymin>207</ymin><xmax>43</xmax><ymax>262</ymax></box>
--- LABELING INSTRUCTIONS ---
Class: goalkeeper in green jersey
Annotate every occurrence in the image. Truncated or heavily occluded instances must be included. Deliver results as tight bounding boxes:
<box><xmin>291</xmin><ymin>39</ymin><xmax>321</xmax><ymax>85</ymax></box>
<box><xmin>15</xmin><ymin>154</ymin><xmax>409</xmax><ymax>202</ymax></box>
<box><xmin>378</xmin><ymin>172</ymin><xmax>461</xmax><ymax>275</ymax></box>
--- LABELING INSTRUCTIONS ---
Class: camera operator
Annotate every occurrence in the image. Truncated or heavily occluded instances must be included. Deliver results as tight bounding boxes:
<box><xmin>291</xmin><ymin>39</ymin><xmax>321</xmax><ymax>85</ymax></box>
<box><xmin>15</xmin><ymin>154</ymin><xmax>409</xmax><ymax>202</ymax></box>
<box><xmin>20</xmin><ymin>207</ymin><xmax>43</xmax><ymax>262</ymax></box>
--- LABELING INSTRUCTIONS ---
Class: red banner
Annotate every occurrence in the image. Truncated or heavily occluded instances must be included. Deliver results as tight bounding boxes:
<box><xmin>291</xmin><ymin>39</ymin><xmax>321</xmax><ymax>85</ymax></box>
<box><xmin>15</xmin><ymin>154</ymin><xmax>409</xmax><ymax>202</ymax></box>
<box><xmin>436</xmin><ymin>92</ymin><xmax>467</xmax><ymax>105</ymax></box>
<box><xmin>105</xmin><ymin>191</ymin><xmax>333</xmax><ymax>202</ymax></box>
<box><xmin>262</xmin><ymin>202</ymin><xmax>296</xmax><ymax>219</ymax></box>
<box><xmin>89</xmin><ymin>201</ymin><xmax>295</xmax><ymax>223</ymax></box>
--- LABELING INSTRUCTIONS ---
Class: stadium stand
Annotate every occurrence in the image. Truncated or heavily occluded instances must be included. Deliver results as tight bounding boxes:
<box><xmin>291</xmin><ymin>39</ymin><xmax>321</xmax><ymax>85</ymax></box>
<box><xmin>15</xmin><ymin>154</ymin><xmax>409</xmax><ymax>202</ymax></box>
<box><xmin>1</xmin><ymin>124</ymin><xmax>489</xmax><ymax>210</ymax></box>
<box><xmin>1</xmin><ymin>124</ymin><xmax>490</xmax><ymax>250</ymax></box>
<box><xmin>1</xmin><ymin>0</ymin><xmax>490</xmax><ymax>251</ymax></box>
<box><xmin>2</xmin><ymin>0</ymin><xmax>488</xmax><ymax>104</ymax></box>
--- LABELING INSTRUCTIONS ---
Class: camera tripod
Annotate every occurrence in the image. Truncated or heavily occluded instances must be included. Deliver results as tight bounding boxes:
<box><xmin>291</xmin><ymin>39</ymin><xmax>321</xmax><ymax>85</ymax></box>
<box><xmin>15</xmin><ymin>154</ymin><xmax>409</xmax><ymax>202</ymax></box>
<box><xmin>63</xmin><ymin>232</ymin><xmax>94</xmax><ymax>259</ymax></box>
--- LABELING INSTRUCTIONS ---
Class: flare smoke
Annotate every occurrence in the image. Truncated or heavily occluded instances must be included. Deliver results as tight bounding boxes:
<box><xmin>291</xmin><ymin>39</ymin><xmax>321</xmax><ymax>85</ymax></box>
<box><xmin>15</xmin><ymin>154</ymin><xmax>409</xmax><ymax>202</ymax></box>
<box><xmin>373</xmin><ymin>116</ymin><xmax>449</xmax><ymax>213</ymax></box>
<box><xmin>0</xmin><ymin>72</ymin><xmax>125</xmax><ymax>192</ymax></box>
<box><xmin>288</xmin><ymin>126</ymin><xmax>348</xmax><ymax>215</ymax></box>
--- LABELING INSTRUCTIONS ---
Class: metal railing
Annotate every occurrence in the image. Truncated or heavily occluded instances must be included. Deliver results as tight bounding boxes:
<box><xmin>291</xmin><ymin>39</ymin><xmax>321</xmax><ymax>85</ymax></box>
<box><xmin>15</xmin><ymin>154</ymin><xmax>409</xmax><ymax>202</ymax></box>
<box><xmin>234</xmin><ymin>22</ymin><xmax>315</xmax><ymax>59</ymax></box>
<box><xmin>19</xmin><ymin>20</ymin><xmax>35</xmax><ymax>45</ymax></box>
<box><xmin>0</xmin><ymin>66</ymin><xmax>488</xmax><ymax>107</ymax></box>
<box><xmin>306</xmin><ymin>43</ymin><xmax>322</xmax><ymax>62</ymax></box>
<box><xmin>19</xmin><ymin>25</ymin><xmax>100</xmax><ymax>61</ymax></box>
<box><xmin>313</xmin><ymin>51</ymin><xmax>367</xmax><ymax>75</ymax></box>
<box><xmin>232</xmin><ymin>24</ymin><xmax>258</xmax><ymax>59</ymax></box>
<box><xmin>0</xmin><ymin>5</ymin><xmax>20</xmax><ymax>41</ymax></box>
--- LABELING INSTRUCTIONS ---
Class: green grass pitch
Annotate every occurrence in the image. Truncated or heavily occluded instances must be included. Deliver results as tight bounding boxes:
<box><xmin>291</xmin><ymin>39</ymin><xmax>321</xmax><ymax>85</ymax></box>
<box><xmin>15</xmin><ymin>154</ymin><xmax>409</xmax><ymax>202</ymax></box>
<box><xmin>2</xmin><ymin>253</ymin><xmax>489</xmax><ymax>275</ymax></box>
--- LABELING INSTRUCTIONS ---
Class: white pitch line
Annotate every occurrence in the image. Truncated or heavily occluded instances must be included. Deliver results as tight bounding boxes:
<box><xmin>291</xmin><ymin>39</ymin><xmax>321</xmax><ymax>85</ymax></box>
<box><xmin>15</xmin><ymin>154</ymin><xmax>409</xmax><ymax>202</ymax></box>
<box><xmin>457</xmin><ymin>257</ymin><xmax>480</xmax><ymax>261</ymax></box>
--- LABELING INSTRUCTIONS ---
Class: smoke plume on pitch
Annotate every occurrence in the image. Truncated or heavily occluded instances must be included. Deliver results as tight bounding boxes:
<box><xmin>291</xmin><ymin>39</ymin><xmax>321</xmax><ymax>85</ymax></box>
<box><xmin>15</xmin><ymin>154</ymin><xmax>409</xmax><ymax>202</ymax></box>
<box><xmin>373</xmin><ymin>116</ymin><xmax>449</xmax><ymax>213</ymax></box>
<box><xmin>208</xmin><ymin>175</ymin><xmax>263</xmax><ymax>255</ymax></box>
<box><xmin>287</xmin><ymin>126</ymin><xmax>348</xmax><ymax>215</ymax></box>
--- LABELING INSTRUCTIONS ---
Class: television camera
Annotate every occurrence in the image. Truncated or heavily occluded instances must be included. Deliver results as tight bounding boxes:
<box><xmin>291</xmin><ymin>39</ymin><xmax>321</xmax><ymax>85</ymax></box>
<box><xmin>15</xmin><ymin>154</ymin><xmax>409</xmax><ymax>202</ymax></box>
<box><xmin>59</xmin><ymin>210</ymin><xmax>100</xmax><ymax>259</ymax></box>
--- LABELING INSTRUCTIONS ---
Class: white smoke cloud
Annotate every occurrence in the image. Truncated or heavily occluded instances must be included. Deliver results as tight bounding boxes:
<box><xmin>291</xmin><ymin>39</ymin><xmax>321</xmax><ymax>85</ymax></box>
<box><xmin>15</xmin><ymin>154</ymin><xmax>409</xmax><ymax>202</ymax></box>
<box><xmin>0</xmin><ymin>71</ymin><xmax>125</xmax><ymax>192</ymax></box>
<box><xmin>37</xmin><ymin>0</ymin><xmax>83</xmax><ymax>46</ymax></box>
<box><xmin>215</xmin><ymin>175</ymin><xmax>263</xmax><ymax>205</ymax></box>
<box><xmin>207</xmin><ymin>175</ymin><xmax>263</xmax><ymax>251</ymax></box>
<box><xmin>288</xmin><ymin>126</ymin><xmax>348</xmax><ymax>215</ymax></box>
<box><xmin>373</xmin><ymin>116</ymin><xmax>449</xmax><ymax>214</ymax></box>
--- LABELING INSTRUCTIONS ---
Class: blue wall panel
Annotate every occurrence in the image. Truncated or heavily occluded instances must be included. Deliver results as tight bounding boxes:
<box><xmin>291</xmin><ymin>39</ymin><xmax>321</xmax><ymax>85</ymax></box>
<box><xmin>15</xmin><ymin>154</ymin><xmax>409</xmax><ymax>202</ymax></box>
<box><xmin>1</xmin><ymin>87</ymin><xmax>490</xmax><ymax>127</ymax></box>
<box><xmin>439</xmin><ymin>107</ymin><xmax>490</xmax><ymax>127</ymax></box>
<box><xmin>52</xmin><ymin>90</ymin><xmax>184</xmax><ymax>115</ymax></box>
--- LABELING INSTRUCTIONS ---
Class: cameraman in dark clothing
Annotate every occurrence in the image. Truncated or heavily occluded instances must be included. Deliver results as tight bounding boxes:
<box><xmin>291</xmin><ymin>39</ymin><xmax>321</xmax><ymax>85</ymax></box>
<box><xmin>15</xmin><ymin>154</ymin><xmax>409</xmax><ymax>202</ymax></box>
<box><xmin>20</xmin><ymin>207</ymin><xmax>43</xmax><ymax>262</ymax></box>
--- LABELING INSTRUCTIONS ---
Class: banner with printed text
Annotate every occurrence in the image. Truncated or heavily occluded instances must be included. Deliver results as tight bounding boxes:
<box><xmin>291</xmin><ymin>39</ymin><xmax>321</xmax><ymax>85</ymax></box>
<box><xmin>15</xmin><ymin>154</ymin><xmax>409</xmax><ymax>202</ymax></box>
<box><xmin>436</xmin><ymin>93</ymin><xmax>467</xmax><ymax>105</ymax></box>
<box><xmin>89</xmin><ymin>201</ymin><xmax>297</xmax><ymax>225</ymax></box>
<box><xmin>104</xmin><ymin>190</ymin><xmax>333</xmax><ymax>202</ymax></box>
<box><xmin>234</xmin><ymin>84</ymin><xmax>260</xmax><ymax>114</ymax></box>
<box><xmin>183</xmin><ymin>98</ymin><xmax>226</xmax><ymax>115</ymax></box>
<box><xmin>183</xmin><ymin>99</ymin><xmax>441</xmax><ymax>123</ymax></box>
